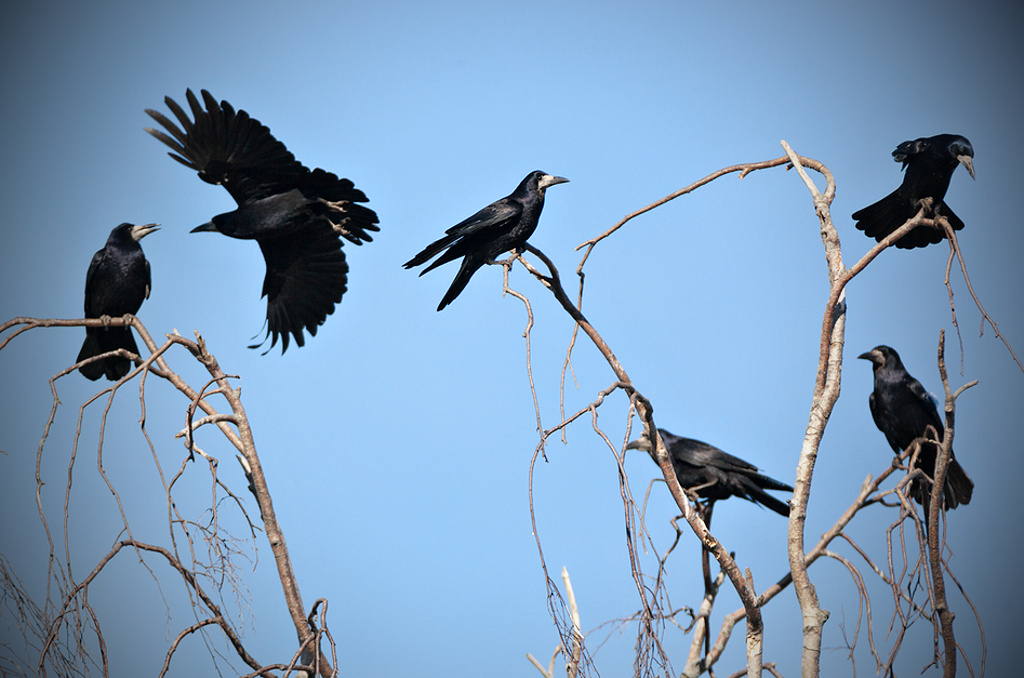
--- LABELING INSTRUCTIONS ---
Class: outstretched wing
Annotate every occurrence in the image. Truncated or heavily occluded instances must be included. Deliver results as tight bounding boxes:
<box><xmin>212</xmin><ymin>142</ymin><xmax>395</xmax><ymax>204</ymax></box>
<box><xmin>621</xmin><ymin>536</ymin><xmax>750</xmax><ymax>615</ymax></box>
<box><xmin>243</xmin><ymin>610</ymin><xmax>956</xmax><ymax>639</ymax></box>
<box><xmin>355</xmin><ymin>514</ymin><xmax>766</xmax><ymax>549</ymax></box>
<box><xmin>145</xmin><ymin>89</ymin><xmax>310</xmax><ymax>205</ymax></box>
<box><xmin>254</xmin><ymin>222</ymin><xmax>349</xmax><ymax>353</ymax></box>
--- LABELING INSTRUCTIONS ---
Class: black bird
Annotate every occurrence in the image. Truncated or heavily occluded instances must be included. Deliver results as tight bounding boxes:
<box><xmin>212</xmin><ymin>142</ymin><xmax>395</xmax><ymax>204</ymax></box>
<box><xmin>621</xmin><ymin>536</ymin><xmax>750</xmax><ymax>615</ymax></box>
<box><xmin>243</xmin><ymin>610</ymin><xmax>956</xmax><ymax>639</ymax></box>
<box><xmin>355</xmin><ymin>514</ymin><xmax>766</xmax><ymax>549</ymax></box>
<box><xmin>145</xmin><ymin>89</ymin><xmax>379</xmax><ymax>352</ymax></box>
<box><xmin>859</xmin><ymin>345</ymin><xmax>973</xmax><ymax>511</ymax></box>
<box><xmin>77</xmin><ymin>223</ymin><xmax>159</xmax><ymax>381</ymax></box>
<box><xmin>403</xmin><ymin>171</ymin><xmax>568</xmax><ymax>311</ymax></box>
<box><xmin>852</xmin><ymin>134</ymin><xmax>974</xmax><ymax>249</ymax></box>
<box><xmin>626</xmin><ymin>428</ymin><xmax>792</xmax><ymax>518</ymax></box>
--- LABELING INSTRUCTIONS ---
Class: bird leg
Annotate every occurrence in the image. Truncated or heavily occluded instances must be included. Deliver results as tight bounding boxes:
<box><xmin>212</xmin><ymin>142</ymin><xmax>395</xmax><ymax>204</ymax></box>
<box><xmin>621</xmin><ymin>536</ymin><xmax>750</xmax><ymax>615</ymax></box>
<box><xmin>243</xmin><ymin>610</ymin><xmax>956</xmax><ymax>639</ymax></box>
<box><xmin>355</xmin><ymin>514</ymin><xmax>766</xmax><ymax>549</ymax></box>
<box><xmin>914</xmin><ymin>196</ymin><xmax>938</xmax><ymax>223</ymax></box>
<box><xmin>330</xmin><ymin>220</ymin><xmax>360</xmax><ymax>243</ymax></box>
<box><xmin>319</xmin><ymin>199</ymin><xmax>375</xmax><ymax>244</ymax></box>
<box><xmin>490</xmin><ymin>251</ymin><xmax>518</xmax><ymax>267</ymax></box>
<box><xmin>687</xmin><ymin>479</ymin><xmax>719</xmax><ymax>495</ymax></box>
<box><xmin>699</xmin><ymin>501</ymin><xmax>715</xmax><ymax>585</ymax></box>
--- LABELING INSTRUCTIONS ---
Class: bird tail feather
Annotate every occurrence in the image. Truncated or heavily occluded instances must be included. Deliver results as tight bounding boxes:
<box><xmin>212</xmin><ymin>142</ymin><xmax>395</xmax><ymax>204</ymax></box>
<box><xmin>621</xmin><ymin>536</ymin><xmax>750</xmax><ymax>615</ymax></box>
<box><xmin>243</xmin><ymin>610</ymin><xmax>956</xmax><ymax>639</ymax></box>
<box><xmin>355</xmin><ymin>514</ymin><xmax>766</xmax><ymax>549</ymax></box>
<box><xmin>404</xmin><ymin>233</ymin><xmax>460</xmax><ymax>270</ymax></box>
<box><xmin>853</xmin><ymin>190</ymin><xmax>962</xmax><ymax>249</ymax></box>
<box><xmin>740</xmin><ymin>476</ymin><xmax>791</xmax><ymax>517</ymax></box>
<box><xmin>77</xmin><ymin>328</ymin><xmax>139</xmax><ymax>381</ymax></box>
<box><xmin>943</xmin><ymin>457</ymin><xmax>974</xmax><ymax>508</ymax></box>
<box><xmin>436</xmin><ymin>257</ymin><xmax>479</xmax><ymax>311</ymax></box>
<box><xmin>852</xmin><ymin>190</ymin><xmax>910</xmax><ymax>243</ymax></box>
<box><xmin>750</xmin><ymin>472</ymin><xmax>793</xmax><ymax>493</ymax></box>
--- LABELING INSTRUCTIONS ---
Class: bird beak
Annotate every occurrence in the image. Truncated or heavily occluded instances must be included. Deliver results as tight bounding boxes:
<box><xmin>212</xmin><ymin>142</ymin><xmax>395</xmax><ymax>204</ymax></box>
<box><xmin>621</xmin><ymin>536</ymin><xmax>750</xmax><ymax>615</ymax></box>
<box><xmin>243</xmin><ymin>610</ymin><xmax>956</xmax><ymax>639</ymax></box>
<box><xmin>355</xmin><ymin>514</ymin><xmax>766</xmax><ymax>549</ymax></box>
<box><xmin>857</xmin><ymin>349</ymin><xmax>881</xmax><ymax>364</ymax></box>
<box><xmin>958</xmin><ymin>154</ymin><xmax>975</xmax><ymax>180</ymax></box>
<box><xmin>539</xmin><ymin>174</ymin><xmax>569</xmax><ymax>190</ymax></box>
<box><xmin>191</xmin><ymin>221</ymin><xmax>219</xmax><ymax>233</ymax></box>
<box><xmin>130</xmin><ymin>223</ymin><xmax>160</xmax><ymax>241</ymax></box>
<box><xmin>625</xmin><ymin>436</ymin><xmax>649</xmax><ymax>452</ymax></box>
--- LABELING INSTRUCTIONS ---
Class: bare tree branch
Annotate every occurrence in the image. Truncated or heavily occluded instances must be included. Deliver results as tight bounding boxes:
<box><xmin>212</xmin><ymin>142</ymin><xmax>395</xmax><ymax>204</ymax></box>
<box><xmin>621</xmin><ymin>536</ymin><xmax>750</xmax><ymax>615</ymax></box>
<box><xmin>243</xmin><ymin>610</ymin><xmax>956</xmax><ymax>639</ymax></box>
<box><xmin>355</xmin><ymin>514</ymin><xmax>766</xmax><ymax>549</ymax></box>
<box><xmin>1</xmin><ymin>317</ymin><xmax>336</xmax><ymax>677</ymax></box>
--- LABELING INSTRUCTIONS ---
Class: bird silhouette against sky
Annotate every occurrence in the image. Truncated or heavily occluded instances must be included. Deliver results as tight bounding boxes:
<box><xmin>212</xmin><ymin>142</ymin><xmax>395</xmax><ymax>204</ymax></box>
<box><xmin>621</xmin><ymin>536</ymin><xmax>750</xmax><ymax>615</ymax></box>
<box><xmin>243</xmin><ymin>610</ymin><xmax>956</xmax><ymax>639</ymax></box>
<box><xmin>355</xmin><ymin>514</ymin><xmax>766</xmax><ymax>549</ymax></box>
<box><xmin>404</xmin><ymin>171</ymin><xmax>567</xmax><ymax>311</ymax></box>
<box><xmin>859</xmin><ymin>345</ymin><xmax>973</xmax><ymax>513</ymax></box>
<box><xmin>77</xmin><ymin>223</ymin><xmax>158</xmax><ymax>380</ymax></box>
<box><xmin>853</xmin><ymin>134</ymin><xmax>974</xmax><ymax>249</ymax></box>
<box><xmin>146</xmin><ymin>89</ymin><xmax>379</xmax><ymax>352</ymax></box>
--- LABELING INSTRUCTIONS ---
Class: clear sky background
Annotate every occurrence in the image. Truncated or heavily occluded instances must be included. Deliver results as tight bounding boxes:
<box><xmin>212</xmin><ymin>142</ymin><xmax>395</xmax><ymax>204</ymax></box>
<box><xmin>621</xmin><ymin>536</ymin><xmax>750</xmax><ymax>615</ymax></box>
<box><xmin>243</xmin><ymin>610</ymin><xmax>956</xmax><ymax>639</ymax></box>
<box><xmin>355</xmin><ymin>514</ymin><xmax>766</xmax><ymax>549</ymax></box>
<box><xmin>1</xmin><ymin>1</ymin><xmax>1021</xmax><ymax>676</ymax></box>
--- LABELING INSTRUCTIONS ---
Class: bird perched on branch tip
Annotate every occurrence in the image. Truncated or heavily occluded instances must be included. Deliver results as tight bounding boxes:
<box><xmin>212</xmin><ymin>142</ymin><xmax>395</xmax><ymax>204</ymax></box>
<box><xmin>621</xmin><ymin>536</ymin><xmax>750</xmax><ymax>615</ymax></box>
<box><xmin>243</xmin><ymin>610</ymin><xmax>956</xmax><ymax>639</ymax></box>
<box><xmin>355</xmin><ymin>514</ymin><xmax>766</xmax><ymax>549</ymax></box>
<box><xmin>858</xmin><ymin>345</ymin><xmax>973</xmax><ymax>513</ymax></box>
<box><xmin>403</xmin><ymin>170</ymin><xmax>568</xmax><ymax>311</ymax></box>
<box><xmin>852</xmin><ymin>134</ymin><xmax>974</xmax><ymax>249</ymax></box>
<box><xmin>77</xmin><ymin>223</ymin><xmax>159</xmax><ymax>381</ymax></box>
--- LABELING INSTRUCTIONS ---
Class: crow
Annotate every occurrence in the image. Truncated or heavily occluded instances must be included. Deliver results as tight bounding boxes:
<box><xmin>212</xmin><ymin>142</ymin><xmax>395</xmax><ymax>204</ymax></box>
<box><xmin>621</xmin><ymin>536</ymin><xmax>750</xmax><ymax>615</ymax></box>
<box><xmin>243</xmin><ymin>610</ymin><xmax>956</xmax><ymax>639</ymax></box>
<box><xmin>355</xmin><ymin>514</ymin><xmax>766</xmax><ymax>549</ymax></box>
<box><xmin>852</xmin><ymin>134</ymin><xmax>974</xmax><ymax>249</ymax></box>
<box><xmin>403</xmin><ymin>171</ymin><xmax>568</xmax><ymax>311</ymax></box>
<box><xmin>626</xmin><ymin>428</ymin><xmax>792</xmax><ymax>518</ymax></box>
<box><xmin>858</xmin><ymin>345</ymin><xmax>973</xmax><ymax>511</ymax></box>
<box><xmin>145</xmin><ymin>89</ymin><xmax>379</xmax><ymax>352</ymax></box>
<box><xmin>77</xmin><ymin>223</ymin><xmax>159</xmax><ymax>381</ymax></box>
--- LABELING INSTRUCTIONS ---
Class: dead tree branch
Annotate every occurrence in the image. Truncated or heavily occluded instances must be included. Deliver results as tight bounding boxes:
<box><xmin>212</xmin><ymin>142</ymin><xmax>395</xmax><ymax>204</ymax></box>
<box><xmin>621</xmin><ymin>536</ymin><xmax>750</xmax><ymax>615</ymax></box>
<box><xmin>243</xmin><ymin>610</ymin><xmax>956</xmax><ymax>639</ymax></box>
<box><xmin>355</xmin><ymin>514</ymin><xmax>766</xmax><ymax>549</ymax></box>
<box><xmin>514</xmin><ymin>243</ymin><xmax>764</xmax><ymax>677</ymax></box>
<box><xmin>0</xmin><ymin>317</ymin><xmax>335</xmax><ymax>676</ymax></box>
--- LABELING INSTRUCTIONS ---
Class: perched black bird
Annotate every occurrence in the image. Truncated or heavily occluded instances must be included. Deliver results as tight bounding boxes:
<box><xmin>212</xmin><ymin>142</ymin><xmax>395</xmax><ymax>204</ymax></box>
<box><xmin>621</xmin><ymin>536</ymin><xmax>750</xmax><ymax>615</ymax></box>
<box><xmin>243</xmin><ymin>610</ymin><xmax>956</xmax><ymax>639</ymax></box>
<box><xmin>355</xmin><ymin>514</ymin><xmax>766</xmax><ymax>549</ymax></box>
<box><xmin>626</xmin><ymin>428</ymin><xmax>792</xmax><ymax>518</ymax></box>
<box><xmin>145</xmin><ymin>89</ymin><xmax>379</xmax><ymax>352</ymax></box>
<box><xmin>403</xmin><ymin>171</ymin><xmax>568</xmax><ymax>311</ymax></box>
<box><xmin>77</xmin><ymin>223</ymin><xmax>159</xmax><ymax>381</ymax></box>
<box><xmin>852</xmin><ymin>134</ymin><xmax>974</xmax><ymax>249</ymax></box>
<box><xmin>859</xmin><ymin>345</ymin><xmax>973</xmax><ymax>511</ymax></box>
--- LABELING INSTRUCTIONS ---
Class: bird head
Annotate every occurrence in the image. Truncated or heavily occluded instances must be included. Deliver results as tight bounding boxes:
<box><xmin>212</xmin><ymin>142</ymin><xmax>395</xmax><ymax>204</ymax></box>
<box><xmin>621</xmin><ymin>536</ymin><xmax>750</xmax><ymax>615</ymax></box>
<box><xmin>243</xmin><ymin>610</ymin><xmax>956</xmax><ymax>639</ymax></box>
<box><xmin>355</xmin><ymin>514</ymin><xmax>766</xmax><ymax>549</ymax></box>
<box><xmin>625</xmin><ymin>432</ymin><xmax>653</xmax><ymax>453</ymax></box>
<box><xmin>525</xmin><ymin>171</ymin><xmax>569</xmax><ymax>194</ymax></box>
<box><xmin>626</xmin><ymin>430</ymin><xmax>671</xmax><ymax>464</ymax></box>
<box><xmin>108</xmin><ymin>223</ymin><xmax>158</xmax><ymax>245</ymax></box>
<box><xmin>191</xmin><ymin>212</ymin><xmax>233</xmax><ymax>235</ymax></box>
<box><xmin>858</xmin><ymin>345</ymin><xmax>901</xmax><ymax>371</ymax></box>
<box><xmin>950</xmin><ymin>137</ymin><xmax>975</xmax><ymax>179</ymax></box>
<box><xmin>538</xmin><ymin>173</ymin><xmax>569</xmax><ymax>191</ymax></box>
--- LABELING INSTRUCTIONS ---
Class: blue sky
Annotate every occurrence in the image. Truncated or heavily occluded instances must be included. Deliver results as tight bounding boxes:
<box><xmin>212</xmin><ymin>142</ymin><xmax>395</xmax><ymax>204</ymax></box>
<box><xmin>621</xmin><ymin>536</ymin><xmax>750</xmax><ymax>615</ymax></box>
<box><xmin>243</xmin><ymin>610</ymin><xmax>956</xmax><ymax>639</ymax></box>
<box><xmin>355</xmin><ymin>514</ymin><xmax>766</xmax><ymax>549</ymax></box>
<box><xmin>1</xmin><ymin>1</ymin><xmax>1021</xmax><ymax>676</ymax></box>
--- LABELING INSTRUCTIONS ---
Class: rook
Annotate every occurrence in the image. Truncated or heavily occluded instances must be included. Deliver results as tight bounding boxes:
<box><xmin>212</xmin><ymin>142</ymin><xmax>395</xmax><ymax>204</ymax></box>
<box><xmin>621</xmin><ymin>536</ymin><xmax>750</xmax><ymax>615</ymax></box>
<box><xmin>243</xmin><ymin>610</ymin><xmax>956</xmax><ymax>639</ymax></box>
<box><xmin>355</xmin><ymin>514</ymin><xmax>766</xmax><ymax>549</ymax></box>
<box><xmin>852</xmin><ymin>134</ymin><xmax>974</xmax><ymax>249</ymax></box>
<box><xmin>627</xmin><ymin>428</ymin><xmax>792</xmax><ymax>519</ymax></box>
<box><xmin>77</xmin><ymin>223</ymin><xmax>158</xmax><ymax>381</ymax></box>
<box><xmin>404</xmin><ymin>171</ymin><xmax>567</xmax><ymax>311</ymax></box>
<box><xmin>146</xmin><ymin>89</ymin><xmax>379</xmax><ymax>352</ymax></box>
<box><xmin>858</xmin><ymin>345</ymin><xmax>973</xmax><ymax>511</ymax></box>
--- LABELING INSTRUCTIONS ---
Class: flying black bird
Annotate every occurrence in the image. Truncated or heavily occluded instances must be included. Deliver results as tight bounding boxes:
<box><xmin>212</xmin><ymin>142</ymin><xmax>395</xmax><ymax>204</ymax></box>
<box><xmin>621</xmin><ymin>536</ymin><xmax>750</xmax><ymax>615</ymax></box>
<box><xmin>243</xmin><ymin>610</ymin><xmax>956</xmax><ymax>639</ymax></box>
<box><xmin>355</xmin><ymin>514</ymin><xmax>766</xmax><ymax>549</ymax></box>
<box><xmin>145</xmin><ymin>89</ymin><xmax>379</xmax><ymax>352</ymax></box>
<box><xmin>403</xmin><ymin>171</ymin><xmax>568</xmax><ymax>311</ymax></box>
<box><xmin>858</xmin><ymin>345</ymin><xmax>973</xmax><ymax>511</ymax></box>
<box><xmin>77</xmin><ymin>223</ymin><xmax>159</xmax><ymax>381</ymax></box>
<box><xmin>852</xmin><ymin>134</ymin><xmax>974</xmax><ymax>249</ymax></box>
<box><xmin>626</xmin><ymin>428</ymin><xmax>792</xmax><ymax>518</ymax></box>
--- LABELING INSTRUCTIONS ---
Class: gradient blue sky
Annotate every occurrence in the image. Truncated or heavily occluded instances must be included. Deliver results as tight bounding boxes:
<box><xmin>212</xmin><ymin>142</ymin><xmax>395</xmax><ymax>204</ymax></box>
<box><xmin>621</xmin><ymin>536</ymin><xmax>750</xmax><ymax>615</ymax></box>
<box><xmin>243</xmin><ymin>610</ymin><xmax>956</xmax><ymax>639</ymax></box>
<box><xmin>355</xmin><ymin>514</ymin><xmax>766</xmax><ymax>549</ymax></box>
<box><xmin>1</xmin><ymin>1</ymin><xmax>1021</xmax><ymax>676</ymax></box>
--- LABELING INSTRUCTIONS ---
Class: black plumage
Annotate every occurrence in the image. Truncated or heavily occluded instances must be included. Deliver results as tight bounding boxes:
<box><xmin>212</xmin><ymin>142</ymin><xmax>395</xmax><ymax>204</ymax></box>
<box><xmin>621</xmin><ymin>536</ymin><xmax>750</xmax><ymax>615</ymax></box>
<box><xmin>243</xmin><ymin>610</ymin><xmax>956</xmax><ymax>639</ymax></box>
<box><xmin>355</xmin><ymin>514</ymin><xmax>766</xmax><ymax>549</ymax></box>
<box><xmin>77</xmin><ymin>223</ymin><xmax>159</xmax><ymax>381</ymax></box>
<box><xmin>627</xmin><ymin>428</ymin><xmax>792</xmax><ymax>517</ymax></box>
<box><xmin>404</xmin><ymin>171</ymin><xmax>568</xmax><ymax>311</ymax></box>
<box><xmin>145</xmin><ymin>89</ymin><xmax>379</xmax><ymax>352</ymax></box>
<box><xmin>852</xmin><ymin>134</ymin><xmax>974</xmax><ymax>249</ymax></box>
<box><xmin>859</xmin><ymin>345</ymin><xmax>973</xmax><ymax>510</ymax></box>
